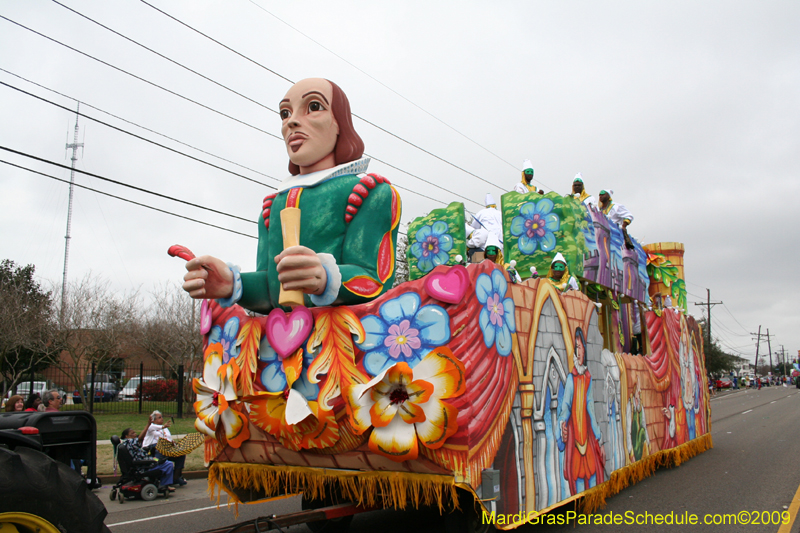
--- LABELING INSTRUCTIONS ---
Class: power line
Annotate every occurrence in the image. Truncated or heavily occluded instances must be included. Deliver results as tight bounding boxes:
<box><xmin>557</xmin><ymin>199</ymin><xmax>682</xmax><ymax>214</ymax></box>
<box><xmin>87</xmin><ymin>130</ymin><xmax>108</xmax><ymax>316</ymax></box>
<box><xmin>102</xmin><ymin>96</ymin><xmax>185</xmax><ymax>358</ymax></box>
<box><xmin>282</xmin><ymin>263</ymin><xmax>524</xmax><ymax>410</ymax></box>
<box><xmin>0</xmin><ymin>14</ymin><xmax>282</xmax><ymax>140</ymax></box>
<box><xmin>0</xmin><ymin>145</ymin><xmax>257</xmax><ymax>225</ymax></box>
<box><xmin>722</xmin><ymin>303</ymin><xmax>751</xmax><ymax>334</ymax></box>
<box><xmin>52</xmin><ymin>0</ymin><xmax>280</xmax><ymax>116</ymax></box>
<box><xmin>242</xmin><ymin>0</ymin><xmax>548</xmax><ymax>189</ymax></box>
<box><xmin>1</xmin><ymin>144</ymin><xmax>409</xmax><ymax>239</ymax></box>
<box><xmin>135</xmin><ymin>0</ymin><xmax>517</xmax><ymax>195</ymax></box>
<box><xmin>0</xmin><ymin>159</ymin><xmax>257</xmax><ymax>239</ymax></box>
<box><xmin>0</xmin><ymin>67</ymin><xmax>280</xmax><ymax>185</ymax></box>
<box><xmin>0</xmin><ymin>79</ymin><xmax>280</xmax><ymax>188</ymax></box>
<box><xmin>2</xmin><ymin>13</ymin><xmax>487</xmax><ymax>209</ymax></box>
<box><xmin>0</xmin><ymin>74</ymin><xmax>462</xmax><ymax>211</ymax></box>
<box><xmin>138</xmin><ymin>0</ymin><xmax>294</xmax><ymax>84</ymax></box>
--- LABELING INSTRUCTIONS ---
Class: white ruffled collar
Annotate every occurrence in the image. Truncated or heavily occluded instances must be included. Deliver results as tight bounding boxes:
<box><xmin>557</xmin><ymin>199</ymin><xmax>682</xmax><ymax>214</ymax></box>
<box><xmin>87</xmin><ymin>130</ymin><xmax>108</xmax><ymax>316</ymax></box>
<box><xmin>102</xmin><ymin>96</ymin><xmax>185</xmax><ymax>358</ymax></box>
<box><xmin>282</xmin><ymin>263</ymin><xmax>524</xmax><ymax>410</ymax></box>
<box><xmin>277</xmin><ymin>157</ymin><xmax>371</xmax><ymax>193</ymax></box>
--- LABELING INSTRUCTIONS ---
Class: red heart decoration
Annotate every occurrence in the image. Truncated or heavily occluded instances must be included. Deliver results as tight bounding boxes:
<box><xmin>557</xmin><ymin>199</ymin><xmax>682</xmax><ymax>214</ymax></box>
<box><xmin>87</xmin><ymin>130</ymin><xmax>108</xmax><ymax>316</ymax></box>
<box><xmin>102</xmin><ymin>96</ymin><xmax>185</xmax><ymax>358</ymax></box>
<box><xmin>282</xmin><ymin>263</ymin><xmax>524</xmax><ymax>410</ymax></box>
<box><xmin>424</xmin><ymin>265</ymin><xmax>470</xmax><ymax>304</ymax></box>
<box><xmin>265</xmin><ymin>306</ymin><xmax>314</xmax><ymax>359</ymax></box>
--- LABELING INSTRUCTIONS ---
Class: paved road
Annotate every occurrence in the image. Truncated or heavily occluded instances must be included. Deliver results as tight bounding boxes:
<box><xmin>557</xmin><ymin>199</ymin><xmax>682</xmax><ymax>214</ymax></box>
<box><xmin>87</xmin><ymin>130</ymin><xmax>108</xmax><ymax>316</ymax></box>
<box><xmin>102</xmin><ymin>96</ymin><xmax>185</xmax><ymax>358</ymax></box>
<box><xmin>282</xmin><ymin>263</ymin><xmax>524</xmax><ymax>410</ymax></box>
<box><xmin>103</xmin><ymin>385</ymin><xmax>800</xmax><ymax>533</ymax></box>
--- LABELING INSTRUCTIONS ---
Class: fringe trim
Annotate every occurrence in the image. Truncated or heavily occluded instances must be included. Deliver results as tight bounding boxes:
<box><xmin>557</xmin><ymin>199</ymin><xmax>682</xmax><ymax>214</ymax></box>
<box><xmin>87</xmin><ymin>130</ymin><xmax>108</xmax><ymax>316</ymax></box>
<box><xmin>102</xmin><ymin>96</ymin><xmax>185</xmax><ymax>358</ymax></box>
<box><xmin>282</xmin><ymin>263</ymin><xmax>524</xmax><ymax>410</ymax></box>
<box><xmin>576</xmin><ymin>433</ymin><xmax>713</xmax><ymax>515</ymax></box>
<box><xmin>208</xmin><ymin>462</ymin><xmax>461</xmax><ymax>513</ymax></box>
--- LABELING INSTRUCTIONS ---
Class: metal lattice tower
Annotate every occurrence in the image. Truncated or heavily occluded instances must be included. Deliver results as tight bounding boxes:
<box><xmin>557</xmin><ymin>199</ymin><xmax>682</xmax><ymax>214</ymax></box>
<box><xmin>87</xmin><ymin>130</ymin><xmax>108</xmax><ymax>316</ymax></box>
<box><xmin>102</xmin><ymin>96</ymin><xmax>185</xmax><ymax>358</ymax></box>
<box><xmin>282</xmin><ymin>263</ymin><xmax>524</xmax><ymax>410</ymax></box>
<box><xmin>61</xmin><ymin>103</ymin><xmax>84</xmax><ymax>323</ymax></box>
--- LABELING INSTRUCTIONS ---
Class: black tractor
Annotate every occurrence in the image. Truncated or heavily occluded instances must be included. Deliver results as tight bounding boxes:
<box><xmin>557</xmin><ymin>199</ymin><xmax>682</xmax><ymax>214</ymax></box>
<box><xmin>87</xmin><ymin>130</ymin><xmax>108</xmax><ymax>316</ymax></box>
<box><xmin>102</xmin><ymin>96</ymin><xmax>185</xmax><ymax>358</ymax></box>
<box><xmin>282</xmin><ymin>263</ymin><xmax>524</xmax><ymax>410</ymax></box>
<box><xmin>0</xmin><ymin>410</ymin><xmax>109</xmax><ymax>532</ymax></box>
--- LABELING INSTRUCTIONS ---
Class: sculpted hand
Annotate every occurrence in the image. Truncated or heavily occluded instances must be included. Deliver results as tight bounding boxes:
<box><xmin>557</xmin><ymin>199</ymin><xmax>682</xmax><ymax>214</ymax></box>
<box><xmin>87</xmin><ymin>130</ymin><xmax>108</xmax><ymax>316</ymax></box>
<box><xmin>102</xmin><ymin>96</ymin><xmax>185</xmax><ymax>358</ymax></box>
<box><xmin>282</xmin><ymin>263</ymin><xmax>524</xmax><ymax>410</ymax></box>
<box><xmin>182</xmin><ymin>255</ymin><xmax>233</xmax><ymax>299</ymax></box>
<box><xmin>275</xmin><ymin>246</ymin><xmax>327</xmax><ymax>295</ymax></box>
<box><xmin>560</xmin><ymin>420</ymin><xmax>568</xmax><ymax>441</ymax></box>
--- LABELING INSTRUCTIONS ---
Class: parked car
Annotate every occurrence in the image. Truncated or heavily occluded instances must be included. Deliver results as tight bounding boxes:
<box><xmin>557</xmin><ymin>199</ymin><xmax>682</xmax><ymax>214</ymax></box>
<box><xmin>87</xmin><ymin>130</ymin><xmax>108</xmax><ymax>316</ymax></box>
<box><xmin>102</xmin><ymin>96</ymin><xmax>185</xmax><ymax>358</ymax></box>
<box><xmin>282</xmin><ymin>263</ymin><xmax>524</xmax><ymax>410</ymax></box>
<box><xmin>6</xmin><ymin>381</ymin><xmax>67</xmax><ymax>402</ymax></box>
<box><xmin>118</xmin><ymin>376</ymin><xmax>164</xmax><ymax>401</ymax></box>
<box><xmin>759</xmin><ymin>376</ymin><xmax>770</xmax><ymax>386</ymax></box>
<box><xmin>73</xmin><ymin>382</ymin><xmax>119</xmax><ymax>403</ymax></box>
<box><xmin>715</xmin><ymin>378</ymin><xmax>732</xmax><ymax>389</ymax></box>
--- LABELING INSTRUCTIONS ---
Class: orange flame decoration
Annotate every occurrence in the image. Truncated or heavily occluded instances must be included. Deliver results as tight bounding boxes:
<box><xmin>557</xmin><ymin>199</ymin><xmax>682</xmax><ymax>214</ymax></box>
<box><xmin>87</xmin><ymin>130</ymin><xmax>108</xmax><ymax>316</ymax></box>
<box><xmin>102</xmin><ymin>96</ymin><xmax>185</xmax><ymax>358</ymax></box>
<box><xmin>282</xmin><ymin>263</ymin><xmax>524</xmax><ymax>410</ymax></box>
<box><xmin>233</xmin><ymin>319</ymin><xmax>262</xmax><ymax>398</ymax></box>
<box><xmin>245</xmin><ymin>345</ymin><xmax>340</xmax><ymax>451</ymax></box>
<box><xmin>249</xmin><ymin>395</ymin><xmax>339</xmax><ymax>451</ymax></box>
<box><xmin>307</xmin><ymin>307</ymin><xmax>369</xmax><ymax>412</ymax></box>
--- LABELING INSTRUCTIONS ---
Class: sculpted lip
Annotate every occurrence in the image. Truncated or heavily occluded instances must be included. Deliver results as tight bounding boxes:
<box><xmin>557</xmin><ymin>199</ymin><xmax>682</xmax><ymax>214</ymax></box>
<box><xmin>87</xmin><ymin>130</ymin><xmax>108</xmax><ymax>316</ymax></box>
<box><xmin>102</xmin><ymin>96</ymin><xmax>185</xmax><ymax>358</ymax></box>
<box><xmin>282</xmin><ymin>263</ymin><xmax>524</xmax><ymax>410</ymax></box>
<box><xmin>287</xmin><ymin>132</ymin><xmax>306</xmax><ymax>153</ymax></box>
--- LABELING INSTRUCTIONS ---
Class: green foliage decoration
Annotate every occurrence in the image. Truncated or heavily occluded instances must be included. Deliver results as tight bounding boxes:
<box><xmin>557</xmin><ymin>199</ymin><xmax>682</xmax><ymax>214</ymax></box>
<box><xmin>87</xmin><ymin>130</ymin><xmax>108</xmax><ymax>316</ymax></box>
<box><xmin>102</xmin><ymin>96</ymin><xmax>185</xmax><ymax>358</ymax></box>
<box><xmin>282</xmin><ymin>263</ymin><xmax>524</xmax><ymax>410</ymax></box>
<box><xmin>501</xmin><ymin>192</ymin><xmax>588</xmax><ymax>280</ymax></box>
<box><xmin>407</xmin><ymin>202</ymin><xmax>466</xmax><ymax>280</ymax></box>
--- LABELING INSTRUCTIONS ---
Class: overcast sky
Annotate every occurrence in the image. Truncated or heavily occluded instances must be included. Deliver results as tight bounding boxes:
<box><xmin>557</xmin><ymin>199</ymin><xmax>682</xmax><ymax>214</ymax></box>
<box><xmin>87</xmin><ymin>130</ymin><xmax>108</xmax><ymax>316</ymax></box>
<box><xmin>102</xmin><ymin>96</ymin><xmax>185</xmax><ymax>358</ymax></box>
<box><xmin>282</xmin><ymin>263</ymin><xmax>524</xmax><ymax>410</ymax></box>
<box><xmin>1</xmin><ymin>0</ymin><xmax>798</xmax><ymax>364</ymax></box>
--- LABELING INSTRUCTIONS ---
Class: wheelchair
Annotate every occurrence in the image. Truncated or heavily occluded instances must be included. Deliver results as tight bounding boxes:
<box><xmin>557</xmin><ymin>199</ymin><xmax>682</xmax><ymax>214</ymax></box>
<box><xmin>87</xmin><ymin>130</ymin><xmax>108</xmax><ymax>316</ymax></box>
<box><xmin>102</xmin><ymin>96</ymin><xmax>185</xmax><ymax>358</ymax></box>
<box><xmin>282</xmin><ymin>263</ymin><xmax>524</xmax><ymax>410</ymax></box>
<box><xmin>109</xmin><ymin>435</ymin><xmax>171</xmax><ymax>503</ymax></box>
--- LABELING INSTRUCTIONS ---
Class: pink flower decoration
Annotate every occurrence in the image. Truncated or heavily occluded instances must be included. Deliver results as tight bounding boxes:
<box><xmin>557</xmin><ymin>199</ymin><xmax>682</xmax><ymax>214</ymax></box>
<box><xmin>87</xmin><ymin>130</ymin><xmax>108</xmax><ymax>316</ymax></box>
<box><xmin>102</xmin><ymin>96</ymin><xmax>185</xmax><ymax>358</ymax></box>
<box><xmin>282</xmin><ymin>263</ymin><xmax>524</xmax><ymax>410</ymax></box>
<box><xmin>525</xmin><ymin>214</ymin><xmax>547</xmax><ymax>238</ymax></box>
<box><xmin>384</xmin><ymin>319</ymin><xmax>422</xmax><ymax>359</ymax></box>
<box><xmin>486</xmin><ymin>294</ymin><xmax>505</xmax><ymax>327</ymax></box>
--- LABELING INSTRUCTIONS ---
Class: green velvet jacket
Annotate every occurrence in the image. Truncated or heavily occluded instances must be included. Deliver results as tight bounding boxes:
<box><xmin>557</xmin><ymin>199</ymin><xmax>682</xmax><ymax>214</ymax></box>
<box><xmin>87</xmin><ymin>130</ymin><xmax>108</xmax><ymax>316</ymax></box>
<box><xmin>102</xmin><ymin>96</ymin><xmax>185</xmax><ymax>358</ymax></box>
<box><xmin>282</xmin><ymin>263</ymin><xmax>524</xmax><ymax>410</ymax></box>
<box><xmin>239</xmin><ymin>161</ymin><xmax>401</xmax><ymax>313</ymax></box>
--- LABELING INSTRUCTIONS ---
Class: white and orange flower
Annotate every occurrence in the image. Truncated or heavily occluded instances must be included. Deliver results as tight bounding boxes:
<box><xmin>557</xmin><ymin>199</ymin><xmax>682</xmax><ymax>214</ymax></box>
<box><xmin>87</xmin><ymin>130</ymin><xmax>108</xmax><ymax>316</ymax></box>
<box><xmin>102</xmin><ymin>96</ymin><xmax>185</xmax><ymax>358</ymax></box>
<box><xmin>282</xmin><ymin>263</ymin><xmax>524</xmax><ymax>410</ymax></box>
<box><xmin>346</xmin><ymin>346</ymin><xmax>465</xmax><ymax>462</ymax></box>
<box><xmin>193</xmin><ymin>342</ymin><xmax>250</xmax><ymax>449</ymax></box>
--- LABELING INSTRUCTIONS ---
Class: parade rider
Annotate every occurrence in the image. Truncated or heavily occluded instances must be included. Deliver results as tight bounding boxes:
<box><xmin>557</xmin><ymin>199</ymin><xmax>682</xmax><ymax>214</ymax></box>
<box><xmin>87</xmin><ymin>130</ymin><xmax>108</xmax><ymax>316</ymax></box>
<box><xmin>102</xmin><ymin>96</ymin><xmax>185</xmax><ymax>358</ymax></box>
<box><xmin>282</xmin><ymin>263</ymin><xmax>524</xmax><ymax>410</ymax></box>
<box><xmin>470</xmin><ymin>194</ymin><xmax>504</xmax><ymax>253</ymax></box>
<box><xmin>568</xmin><ymin>173</ymin><xmax>595</xmax><ymax>207</ymax></box>
<box><xmin>514</xmin><ymin>159</ymin><xmax>539</xmax><ymax>194</ymax></box>
<box><xmin>546</xmin><ymin>252</ymin><xmax>579</xmax><ymax>292</ymax></box>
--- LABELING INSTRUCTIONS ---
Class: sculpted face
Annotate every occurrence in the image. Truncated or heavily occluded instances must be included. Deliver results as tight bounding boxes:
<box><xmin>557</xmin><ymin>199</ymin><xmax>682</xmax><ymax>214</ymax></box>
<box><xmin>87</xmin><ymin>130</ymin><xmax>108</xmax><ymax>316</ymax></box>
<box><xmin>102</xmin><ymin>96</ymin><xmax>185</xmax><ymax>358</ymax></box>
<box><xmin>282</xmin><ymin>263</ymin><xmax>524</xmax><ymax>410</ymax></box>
<box><xmin>280</xmin><ymin>78</ymin><xmax>339</xmax><ymax>174</ymax></box>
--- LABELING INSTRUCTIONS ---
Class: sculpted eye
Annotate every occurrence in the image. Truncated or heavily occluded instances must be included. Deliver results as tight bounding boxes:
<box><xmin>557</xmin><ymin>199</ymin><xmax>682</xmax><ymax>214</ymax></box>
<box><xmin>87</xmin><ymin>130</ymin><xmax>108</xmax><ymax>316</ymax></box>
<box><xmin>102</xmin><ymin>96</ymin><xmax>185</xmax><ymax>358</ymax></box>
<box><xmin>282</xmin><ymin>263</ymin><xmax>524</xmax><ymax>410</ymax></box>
<box><xmin>308</xmin><ymin>101</ymin><xmax>324</xmax><ymax>112</ymax></box>
<box><xmin>280</xmin><ymin>109</ymin><xmax>291</xmax><ymax>120</ymax></box>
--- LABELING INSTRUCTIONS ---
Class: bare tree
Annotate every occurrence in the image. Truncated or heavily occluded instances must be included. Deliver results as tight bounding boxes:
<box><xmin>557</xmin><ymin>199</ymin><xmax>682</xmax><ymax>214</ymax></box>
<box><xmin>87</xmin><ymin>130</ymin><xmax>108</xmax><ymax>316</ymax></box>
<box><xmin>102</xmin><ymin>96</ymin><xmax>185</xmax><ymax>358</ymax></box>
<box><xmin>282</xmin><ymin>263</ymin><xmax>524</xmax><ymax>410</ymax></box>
<box><xmin>0</xmin><ymin>260</ymin><xmax>59</xmax><ymax>397</ymax></box>
<box><xmin>53</xmin><ymin>274</ymin><xmax>139</xmax><ymax>404</ymax></box>
<box><xmin>133</xmin><ymin>282</ymin><xmax>202</xmax><ymax>386</ymax></box>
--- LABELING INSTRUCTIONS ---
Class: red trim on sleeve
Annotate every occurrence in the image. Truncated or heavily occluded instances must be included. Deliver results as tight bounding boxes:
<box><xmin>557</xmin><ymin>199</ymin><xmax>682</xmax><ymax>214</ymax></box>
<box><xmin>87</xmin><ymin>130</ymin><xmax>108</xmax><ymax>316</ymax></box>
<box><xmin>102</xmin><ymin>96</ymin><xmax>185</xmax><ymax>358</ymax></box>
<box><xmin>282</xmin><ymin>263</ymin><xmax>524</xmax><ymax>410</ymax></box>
<box><xmin>343</xmin><ymin>276</ymin><xmax>383</xmax><ymax>298</ymax></box>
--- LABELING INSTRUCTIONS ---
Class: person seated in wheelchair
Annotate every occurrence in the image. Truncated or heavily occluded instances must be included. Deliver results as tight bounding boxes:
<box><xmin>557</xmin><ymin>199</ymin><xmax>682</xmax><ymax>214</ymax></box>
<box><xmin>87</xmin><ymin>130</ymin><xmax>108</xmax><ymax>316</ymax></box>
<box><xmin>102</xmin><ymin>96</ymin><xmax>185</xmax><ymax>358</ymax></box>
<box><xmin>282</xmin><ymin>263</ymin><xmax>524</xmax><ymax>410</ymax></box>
<box><xmin>118</xmin><ymin>428</ymin><xmax>175</xmax><ymax>492</ymax></box>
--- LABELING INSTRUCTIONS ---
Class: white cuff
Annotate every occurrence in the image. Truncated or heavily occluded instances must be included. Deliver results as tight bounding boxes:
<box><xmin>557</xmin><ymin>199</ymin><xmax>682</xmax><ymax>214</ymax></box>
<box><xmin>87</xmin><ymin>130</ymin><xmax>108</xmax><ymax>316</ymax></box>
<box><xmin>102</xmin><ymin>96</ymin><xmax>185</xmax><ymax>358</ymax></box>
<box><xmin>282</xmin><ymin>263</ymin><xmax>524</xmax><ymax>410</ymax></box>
<box><xmin>309</xmin><ymin>253</ymin><xmax>341</xmax><ymax>307</ymax></box>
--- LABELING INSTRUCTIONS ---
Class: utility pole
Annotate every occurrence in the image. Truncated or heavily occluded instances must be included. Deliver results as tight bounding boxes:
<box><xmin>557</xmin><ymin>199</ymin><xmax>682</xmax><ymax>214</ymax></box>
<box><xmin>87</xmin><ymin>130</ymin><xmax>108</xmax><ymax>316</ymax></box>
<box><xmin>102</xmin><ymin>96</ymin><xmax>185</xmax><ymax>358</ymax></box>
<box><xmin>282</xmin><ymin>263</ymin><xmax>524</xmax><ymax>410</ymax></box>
<box><xmin>61</xmin><ymin>103</ymin><xmax>83</xmax><ymax>325</ymax></box>
<box><xmin>766</xmin><ymin>329</ymin><xmax>773</xmax><ymax>376</ymax></box>
<box><xmin>779</xmin><ymin>345</ymin><xmax>786</xmax><ymax>377</ymax></box>
<box><xmin>751</xmin><ymin>325</ymin><xmax>761</xmax><ymax>376</ymax></box>
<box><xmin>694</xmin><ymin>289</ymin><xmax>722</xmax><ymax>350</ymax></box>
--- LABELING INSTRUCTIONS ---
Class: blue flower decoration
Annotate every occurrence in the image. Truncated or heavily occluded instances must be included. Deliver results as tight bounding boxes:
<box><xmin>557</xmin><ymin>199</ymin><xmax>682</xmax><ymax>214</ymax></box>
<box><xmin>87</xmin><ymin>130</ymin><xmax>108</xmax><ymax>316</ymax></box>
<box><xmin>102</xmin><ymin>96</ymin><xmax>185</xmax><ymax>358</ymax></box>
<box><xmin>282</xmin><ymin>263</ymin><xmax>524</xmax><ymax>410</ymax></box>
<box><xmin>257</xmin><ymin>337</ymin><xmax>318</xmax><ymax>401</ymax></box>
<box><xmin>510</xmin><ymin>199</ymin><xmax>560</xmax><ymax>255</ymax></box>
<box><xmin>476</xmin><ymin>270</ymin><xmax>516</xmax><ymax>356</ymax></box>
<box><xmin>409</xmin><ymin>221</ymin><xmax>454</xmax><ymax>273</ymax></box>
<box><xmin>357</xmin><ymin>292</ymin><xmax>451</xmax><ymax>376</ymax></box>
<box><xmin>208</xmin><ymin>317</ymin><xmax>240</xmax><ymax>364</ymax></box>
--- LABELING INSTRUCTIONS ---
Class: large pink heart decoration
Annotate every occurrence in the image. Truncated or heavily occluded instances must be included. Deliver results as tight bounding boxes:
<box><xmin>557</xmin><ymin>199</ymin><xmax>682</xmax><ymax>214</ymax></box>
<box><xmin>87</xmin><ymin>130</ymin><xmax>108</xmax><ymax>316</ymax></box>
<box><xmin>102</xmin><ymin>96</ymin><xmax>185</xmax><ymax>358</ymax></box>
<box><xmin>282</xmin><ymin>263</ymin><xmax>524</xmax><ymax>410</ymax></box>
<box><xmin>424</xmin><ymin>265</ymin><xmax>470</xmax><ymax>304</ymax></box>
<box><xmin>265</xmin><ymin>306</ymin><xmax>314</xmax><ymax>360</ymax></box>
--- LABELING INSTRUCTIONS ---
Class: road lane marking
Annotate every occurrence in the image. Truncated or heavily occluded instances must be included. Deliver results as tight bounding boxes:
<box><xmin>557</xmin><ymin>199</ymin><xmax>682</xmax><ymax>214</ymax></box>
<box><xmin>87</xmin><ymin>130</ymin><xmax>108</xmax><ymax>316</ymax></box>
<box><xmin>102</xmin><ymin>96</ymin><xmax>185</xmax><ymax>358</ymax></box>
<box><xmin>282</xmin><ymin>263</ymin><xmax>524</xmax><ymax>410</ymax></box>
<box><xmin>107</xmin><ymin>505</ymin><xmax>220</xmax><ymax>527</ymax></box>
<box><xmin>777</xmin><ymin>479</ymin><xmax>800</xmax><ymax>533</ymax></box>
<box><xmin>771</xmin><ymin>401</ymin><xmax>777</xmax><ymax>404</ymax></box>
<box><xmin>741</xmin><ymin>409</ymin><xmax>753</xmax><ymax>414</ymax></box>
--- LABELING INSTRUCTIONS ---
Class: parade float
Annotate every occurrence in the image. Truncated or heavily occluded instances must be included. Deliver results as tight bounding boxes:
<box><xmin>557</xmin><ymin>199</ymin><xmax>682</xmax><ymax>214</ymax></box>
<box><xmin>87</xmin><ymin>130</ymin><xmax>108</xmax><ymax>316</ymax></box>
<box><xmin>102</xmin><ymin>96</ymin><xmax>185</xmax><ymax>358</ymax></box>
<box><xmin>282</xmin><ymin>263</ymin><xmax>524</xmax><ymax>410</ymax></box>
<box><xmin>175</xmin><ymin>78</ymin><xmax>711</xmax><ymax>531</ymax></box>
